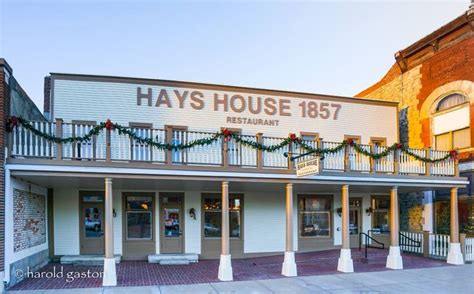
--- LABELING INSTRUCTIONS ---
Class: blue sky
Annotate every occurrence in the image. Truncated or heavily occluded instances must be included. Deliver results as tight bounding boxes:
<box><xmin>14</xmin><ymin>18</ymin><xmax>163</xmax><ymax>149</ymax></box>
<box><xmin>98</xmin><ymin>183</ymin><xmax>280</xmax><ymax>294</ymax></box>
<box><xmin>0</xmin><ymin>0</ymin><xmax>469</xmax><ymax>111</ymax></box>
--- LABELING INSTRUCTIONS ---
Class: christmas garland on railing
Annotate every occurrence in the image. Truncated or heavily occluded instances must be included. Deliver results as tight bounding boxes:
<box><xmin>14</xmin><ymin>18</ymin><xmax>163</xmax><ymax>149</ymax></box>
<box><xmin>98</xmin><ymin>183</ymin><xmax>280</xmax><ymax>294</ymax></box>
<box><xmin>6</xmin><ymin>116</ymin><xmax>458</xmax><ymax>162</ymax></box>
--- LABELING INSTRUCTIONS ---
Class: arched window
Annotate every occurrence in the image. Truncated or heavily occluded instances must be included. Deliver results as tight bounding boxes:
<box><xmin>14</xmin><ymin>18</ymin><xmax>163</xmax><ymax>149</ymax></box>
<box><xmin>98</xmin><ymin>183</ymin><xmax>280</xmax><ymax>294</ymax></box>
<box><xmin>436</xmin><ymin>93</ymin><xmax>468</xmax><ymax>112</ymax></box>
<box><xmin>433</xmin><ymin>93</ymin><xmax>470</xmax><ymax>151</ymax></box>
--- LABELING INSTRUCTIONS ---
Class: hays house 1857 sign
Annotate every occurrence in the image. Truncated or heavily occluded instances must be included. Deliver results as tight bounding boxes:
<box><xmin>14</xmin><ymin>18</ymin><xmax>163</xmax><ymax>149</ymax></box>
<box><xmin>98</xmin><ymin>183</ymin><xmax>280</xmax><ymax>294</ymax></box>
<box><xmin>136</xmin><ymin>87</ymin><xmax>342</xmax><ymax>127</ymax></box>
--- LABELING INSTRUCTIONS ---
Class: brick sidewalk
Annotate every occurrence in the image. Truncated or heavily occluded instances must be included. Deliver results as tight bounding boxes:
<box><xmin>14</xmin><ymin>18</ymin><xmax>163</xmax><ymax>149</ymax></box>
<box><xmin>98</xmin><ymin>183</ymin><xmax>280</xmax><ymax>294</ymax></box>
<box><xmin>8</xmin><ymin>248</ymin><xmax>448</xmax><ymax>291</ymax></box>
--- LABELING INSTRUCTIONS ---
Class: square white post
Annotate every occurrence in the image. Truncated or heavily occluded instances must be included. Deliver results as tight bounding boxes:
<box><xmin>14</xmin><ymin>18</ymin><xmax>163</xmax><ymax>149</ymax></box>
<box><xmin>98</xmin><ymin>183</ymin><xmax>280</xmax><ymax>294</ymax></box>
<box><xmin>218</xmin><ymin>181</ymin><xmax>233</xmax><ymax>281</ymax></box>
<box><xmin>337</xmin><ymin>185</ymin><xmax>354</xmax><ymax>273</ymax></box>
<box><xmin>102</xmin><ymin>178</ymin><xmax>117</xmax><ymax>286</ymax></box>
<box><xmin>447</xmin><ymin>187</ymin><xmax>464</xmax><ymax>265</ymax></box>
<box><xmin>282</xmin><ymin>183</ymin><xmax>297</xmax><ymax>276</ymax></box>
<box><xmin>386</xmin><ymin>186</ymin><xmax>403</xmax><ymax>269</ymax></box>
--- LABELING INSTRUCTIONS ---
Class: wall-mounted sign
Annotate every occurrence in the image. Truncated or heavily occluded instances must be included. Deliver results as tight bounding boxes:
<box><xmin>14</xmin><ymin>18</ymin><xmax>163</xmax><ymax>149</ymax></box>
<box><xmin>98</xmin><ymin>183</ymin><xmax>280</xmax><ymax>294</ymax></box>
<box><xmin>296</xmin><ymin>157</ymin><xmax>320</xmax><ymax>177</ymax></box>
<box><xmin>136</xmin><ymin>87</ymin><xmax>342</xmax><ymax>127</ymax></box>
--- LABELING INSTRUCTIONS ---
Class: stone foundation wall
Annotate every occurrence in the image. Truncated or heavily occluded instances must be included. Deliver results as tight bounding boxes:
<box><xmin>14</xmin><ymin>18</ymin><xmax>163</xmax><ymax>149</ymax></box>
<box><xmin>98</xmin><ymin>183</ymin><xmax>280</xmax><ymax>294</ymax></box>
<box><xmin>8</xmin><ymin>249</ymin><xmax>49</xmax><ymax>286</ymax></box>
<box><xmin>399</xmin><ymin>192</ymin><xmax>424</xmax><ymax>232</ymax></box>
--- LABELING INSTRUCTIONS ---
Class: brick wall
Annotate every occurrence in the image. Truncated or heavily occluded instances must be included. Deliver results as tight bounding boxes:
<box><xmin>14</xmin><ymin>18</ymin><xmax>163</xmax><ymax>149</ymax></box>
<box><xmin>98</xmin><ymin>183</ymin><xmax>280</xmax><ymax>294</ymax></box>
<box><xmin>356</xmin><ymin>37</ymin><xmax>474</xmax><ymax>152</ymax></box>
<box><xmin>13</xmin><ymin>189</ymin><xmax>46</xmax><ymax>252</ymax></box>
<box><xmin>0</xmin><ymin>64</ymin><xmax>9</xmax><ymax>272</ymax></box>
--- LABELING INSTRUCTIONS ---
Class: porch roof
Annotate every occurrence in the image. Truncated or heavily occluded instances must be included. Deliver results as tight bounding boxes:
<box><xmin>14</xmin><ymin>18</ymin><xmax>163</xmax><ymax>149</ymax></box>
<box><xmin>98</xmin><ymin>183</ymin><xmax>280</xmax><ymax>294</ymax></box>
<box><xmin>7</xmin><ymin>161</ymin><xmax>468</xmax><ymax>193</ymax></box>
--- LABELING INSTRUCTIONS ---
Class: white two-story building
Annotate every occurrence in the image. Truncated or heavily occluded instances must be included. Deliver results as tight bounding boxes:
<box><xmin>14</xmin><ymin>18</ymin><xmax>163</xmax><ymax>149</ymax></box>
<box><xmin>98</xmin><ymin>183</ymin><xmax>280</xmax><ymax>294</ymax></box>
<box><xmin>3</xmin><ymin>71</ymin><xmax>468</xmax><ymax>287</ymax></box>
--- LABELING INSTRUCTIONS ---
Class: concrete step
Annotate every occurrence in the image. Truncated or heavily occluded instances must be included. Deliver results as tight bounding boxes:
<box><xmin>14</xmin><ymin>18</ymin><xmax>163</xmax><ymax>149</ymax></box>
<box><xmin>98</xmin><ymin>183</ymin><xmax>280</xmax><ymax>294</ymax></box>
<box><xmin>159</xmin><ymin>259</ymin><xmax>190</xmax><ymax>265</ymax></box>
<box><xmin>60</xmin><ymin>254</ymin><xmax>121</xmax><ymax>265</ymax></box>
<box><xmin>148</xmin><ymin>254</ymin><xmax>198</xmax><ymax>264</ymax></box>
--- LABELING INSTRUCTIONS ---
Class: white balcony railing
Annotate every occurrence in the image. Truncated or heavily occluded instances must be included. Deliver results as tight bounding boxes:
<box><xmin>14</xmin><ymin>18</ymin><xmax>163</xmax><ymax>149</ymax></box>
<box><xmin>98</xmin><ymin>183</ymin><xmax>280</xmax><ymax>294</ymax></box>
<box><xmin>8</xmin><ymin>120</ymin><xmax>458</xmax><ymax>176</ymax></box>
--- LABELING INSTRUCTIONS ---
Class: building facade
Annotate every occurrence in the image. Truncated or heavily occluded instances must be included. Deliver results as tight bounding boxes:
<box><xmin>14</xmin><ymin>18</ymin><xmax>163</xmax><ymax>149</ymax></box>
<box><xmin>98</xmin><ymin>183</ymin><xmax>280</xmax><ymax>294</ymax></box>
<box><xmin>356</xmin><ymin>7</ymin><xmax>474</xmax><ymax>235</ymax></box>
<box><xmin>1</xmin><ymin>68</ymin><xmax>467</xmax><ymax>288</ymax></box>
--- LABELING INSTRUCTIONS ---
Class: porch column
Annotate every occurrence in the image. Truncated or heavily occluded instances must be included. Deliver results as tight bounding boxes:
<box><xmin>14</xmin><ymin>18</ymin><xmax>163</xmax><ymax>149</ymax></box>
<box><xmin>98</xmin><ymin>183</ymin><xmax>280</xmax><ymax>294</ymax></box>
<box><xmin>102</xmin><ymin>178</ymin><xmax>117</xmax><ymax>286</ymax></box>
<box><xmin>218</xmin><ymin>181</ymin><xmax>233</xmax><ymax>281</ymax></box>
<box><xmin>386</xmin><ymin>186</ymin><xmax>403</xmax><ymax>269</ymax></box>
<box><xmin>447</xmin><ymin>187</ymin><xmax>464</xmax><ymax>265</ymax></box>
<box><xmin>282</xmin><ymin>183</ymin><xmax>297</xmax><ymax>276</ymax></box>
<box><xmin>337</xmin><ymin>185</ymin><xmax>354</xmax><ymax>273</ymax></box>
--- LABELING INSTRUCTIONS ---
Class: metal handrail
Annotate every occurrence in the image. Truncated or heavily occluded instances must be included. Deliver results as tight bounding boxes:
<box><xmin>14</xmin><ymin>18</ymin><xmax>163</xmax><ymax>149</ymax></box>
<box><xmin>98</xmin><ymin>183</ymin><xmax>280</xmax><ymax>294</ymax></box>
<box><xmin>359</xmin><ymin>232</ymin><xmax>385</xmax><ymax>259</ymax></box>
<box><xmin>399</xmin><ymin>232</ymin><xmax>422</xmax><ymax>248</ymax></box>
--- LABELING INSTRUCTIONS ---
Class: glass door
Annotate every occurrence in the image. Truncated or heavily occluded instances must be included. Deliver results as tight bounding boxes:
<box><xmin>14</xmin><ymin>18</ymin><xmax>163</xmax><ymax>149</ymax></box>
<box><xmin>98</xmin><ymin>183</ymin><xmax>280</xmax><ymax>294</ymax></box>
<box><xmin>160</xmin><ymin>193</ymin><xmax>184</xmax><ymax>253</ymax></box>
<box><xmin>349</xmin><ymin>198</ymin><xmax>362</xmax><ymax>248</ymax></box>
<box><xmin>80</xmin><ymin>194</ymin><xmax>105</xmax><ymax>254</ymax></box>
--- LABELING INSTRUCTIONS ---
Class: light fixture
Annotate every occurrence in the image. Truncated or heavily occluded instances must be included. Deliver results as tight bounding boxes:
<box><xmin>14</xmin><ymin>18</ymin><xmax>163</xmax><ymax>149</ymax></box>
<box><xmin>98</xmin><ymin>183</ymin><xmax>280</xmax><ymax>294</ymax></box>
<box><xmin>189</xmin><ymin>208</ymin><xmax>196</xmax><ymax>220</ymax></box>
<box><xmin>366</xmin><ymin>207</ymin><xmax>373</xmax><ymax>216</ymax></box>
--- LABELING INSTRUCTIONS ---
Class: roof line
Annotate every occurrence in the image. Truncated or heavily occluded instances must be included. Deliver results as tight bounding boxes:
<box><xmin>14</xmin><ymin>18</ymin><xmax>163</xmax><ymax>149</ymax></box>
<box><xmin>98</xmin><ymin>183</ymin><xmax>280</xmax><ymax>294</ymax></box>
<box><xmin>49</xmin><ymin>72</ymin><xmax>399</xmax><ymax>106</ymax></box>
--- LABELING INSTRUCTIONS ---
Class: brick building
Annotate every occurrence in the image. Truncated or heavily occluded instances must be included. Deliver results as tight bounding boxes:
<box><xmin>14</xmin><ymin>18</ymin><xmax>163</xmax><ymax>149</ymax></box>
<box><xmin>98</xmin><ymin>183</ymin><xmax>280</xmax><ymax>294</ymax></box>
<box><xmin>356</xmin><ymin>6</ymin><xmax>474</xmax><ymax>234</ymax></box>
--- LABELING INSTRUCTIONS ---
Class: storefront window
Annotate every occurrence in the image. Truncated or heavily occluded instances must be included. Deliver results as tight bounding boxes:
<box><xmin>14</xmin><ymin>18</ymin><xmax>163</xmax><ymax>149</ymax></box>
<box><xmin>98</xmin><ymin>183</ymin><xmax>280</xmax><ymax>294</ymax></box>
<box><xmin>126</xmin><ymin>196</ymin><xmax>153</xmax><ymax>239</ymax></box>
<box><xmin>372</xmin><ymin>197</ymin><xmax>390</xmax><ymax>234</ymax></box>
<box><xmin>299</xmin><ymin>195</ymin><xmax>332</xmax><ymax>237</ymax></box>
<box><xmin>203</xmin><ymin>195</ymin><xmax>241</xmax><ymax>238</ymax></box>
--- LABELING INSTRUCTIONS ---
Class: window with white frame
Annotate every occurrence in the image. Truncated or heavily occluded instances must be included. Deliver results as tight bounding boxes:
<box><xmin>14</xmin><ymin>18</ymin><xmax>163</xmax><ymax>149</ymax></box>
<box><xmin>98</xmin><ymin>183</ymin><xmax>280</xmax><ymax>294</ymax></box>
<box><xmin>432</xmin><ymin>93</ymin><xmax>470</xmax><ymax>150</ymax></box>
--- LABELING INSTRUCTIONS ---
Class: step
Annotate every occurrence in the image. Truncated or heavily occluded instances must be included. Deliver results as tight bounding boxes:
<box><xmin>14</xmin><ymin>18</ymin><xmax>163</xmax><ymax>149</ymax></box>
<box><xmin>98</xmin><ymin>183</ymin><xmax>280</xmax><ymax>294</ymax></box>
<box><xmin>159</xmin><ymin>259</ymin><xmax>190</xmax><ymax>265</ymax></box>
<box><xmin>60</xmin><ymin>254</ymin><xmax>121</xmax><ymax>265</ymax></box>
<box><xmin>148</xmin><ymin>254</ymin><xmax>198</xmax><ymax>264</ymax></box>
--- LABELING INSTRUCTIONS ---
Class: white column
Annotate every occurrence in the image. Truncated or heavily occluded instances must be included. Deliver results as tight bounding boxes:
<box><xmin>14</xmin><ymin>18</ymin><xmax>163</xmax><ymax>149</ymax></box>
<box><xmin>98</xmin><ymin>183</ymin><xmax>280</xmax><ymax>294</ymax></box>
<box><xmin>337</xmin><ymin>185</ymin><xmax>354</xmax><ymax>273</ymax></box>
<box><xmin>282</xmin><ymin>183</ymin><xmax>297</xmax><ymax>276</ymax></box>
<box><xmin>102</xmin><ymin>178</ymin><xmax>117</xmax><ymax>286</ymax></box>
<box><xmin>447</xmin><ymin>187</ymin><xmax>464</xmax><ymax>265</ymax></box>
<box><xmin>386</xmin><ymin>186</ymin><xmax>403</xmax><ymax>269</ymax></box>
<box><xmin>218</xmin><ymin>181</ymin><xmax>233</xmax><ymax>281</ymax></box>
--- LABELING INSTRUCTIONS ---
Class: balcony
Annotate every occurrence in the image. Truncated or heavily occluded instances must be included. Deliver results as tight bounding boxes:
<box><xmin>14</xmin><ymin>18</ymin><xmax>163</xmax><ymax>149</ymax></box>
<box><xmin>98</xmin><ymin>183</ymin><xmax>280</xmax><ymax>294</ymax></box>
<box><xmin>7</xmin><ymin>119</ymin><xmax>458</xmax><ymax>177</ymax></box>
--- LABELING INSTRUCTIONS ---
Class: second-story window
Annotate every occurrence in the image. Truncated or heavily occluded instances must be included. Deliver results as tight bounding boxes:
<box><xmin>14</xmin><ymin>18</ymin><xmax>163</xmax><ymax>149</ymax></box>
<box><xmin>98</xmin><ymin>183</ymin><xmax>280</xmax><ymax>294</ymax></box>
<box><xmin>433</xmin><ymin>93</ymin><xmax>470</xmax><ymax>151</ymax></box>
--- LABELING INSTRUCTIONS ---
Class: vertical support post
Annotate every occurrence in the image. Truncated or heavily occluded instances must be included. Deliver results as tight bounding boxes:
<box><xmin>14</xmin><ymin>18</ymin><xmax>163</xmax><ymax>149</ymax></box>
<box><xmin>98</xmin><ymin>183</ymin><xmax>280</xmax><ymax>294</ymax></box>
<box><xmin>386</xmin><ymin>186</ymin><xmax>403</xmax><ymax>269</ymax></box>
<box><xmin>105</xmin><ymin>127</ymin><xmax>111</xmax><ymax>162</ymax></box>
<box><xmin>337</xmin><ymin>185</ymin><xmax>354</xmax><ymax>273</ymax></box>
<box><xmin>423</xmin><ymin>231</ymin><xmax>430</xmax><ymax>257</ymax></box>
<box><xmin>287</xmin><ymin>134</ymin><xmax>294</xmax><ymax>170</ymax></box>
<box><xmin>222</xmin><ymin>136</ymin><xmax>229</xmax><ymax>168</ymax></box>
<box><xmin>447</xmin><ymin>187</ymin><xmax>464</xmax><ymax>265</ymax></box>
<box><xmin>460</xmin><ymin>233</ymin><xmax>466</xmax><ymax>257</ymax></box>
<box><xmin>425</xmin><ymin>148</ymin><xmax>431</xmax><ymax>176</ymax></box>
<box><xmin>102</xmin><ymin>178</ymin><xmax>116</xmax><ymax>286</ymax></box>
<box><xmin>282</xmin><ymin>183</ymin><xmax>297</xmax><ymax>276</ymax></box>
<box><xmin>218</xmin><ymin>181</ymin><xmax>233</xmax><ymax>281</ymax></box>
<box><xmin>344</xmin><ymin>145</ymin><xmax>350</xmax><ymax>172</ymax></box>
<box><xmin>256</xmin><ymin>133</ymin><xmax>263</xmax><ymax>169</ymax></box>
<box><xmin>317</xmin><ymin>138</ymin><xmax>324</xmax><ymax>173</ymax></box>
<box><xmin>393</xmin><ymin>149</ymin><xmax>400</xmax><ymax>174</ymax></box>
<box><xmin>55</xmin><ymin>118</ymin><xmax>63</xmax><ymax>160</ymax></box>
<box><xmin>165</xmin><ymin>126</ymin><xmax>173</xmax><ymax>165</ymax></box>
<box><xmin>454</xmin><ymin>157</ymin><xmax>459</xmax><ymax>177</ymax></box>
<box><xmin>369</xmin><ymin>144</ymin><xmax>375</xmax><ymax>173</ymax></box>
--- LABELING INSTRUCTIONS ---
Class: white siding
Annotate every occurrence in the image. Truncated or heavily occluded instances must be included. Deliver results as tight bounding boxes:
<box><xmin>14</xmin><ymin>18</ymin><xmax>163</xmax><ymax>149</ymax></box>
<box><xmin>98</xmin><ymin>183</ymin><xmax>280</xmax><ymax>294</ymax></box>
<box><xmin>112</xmin><ymin>189</ymin><xmax>123</xmax><ymax>255</ymax></box>
<box><xmin>244</xmin><ymin>192</ymin><xmax>286</xmax><ymax>253</ymax></box>
<box><xmin>184</xmin><ymin>191</ymin><xmax>201</xmax><ymax>254</ymax></box>
<box><xmin>53</xmin><ymin>79</ymin><xmax>398</xmax><ymax>144</ymax></box>
<box><xmin>53</xmin><ymin>188</ymin><xmax>80</xmax><ymax>255</ymax></box>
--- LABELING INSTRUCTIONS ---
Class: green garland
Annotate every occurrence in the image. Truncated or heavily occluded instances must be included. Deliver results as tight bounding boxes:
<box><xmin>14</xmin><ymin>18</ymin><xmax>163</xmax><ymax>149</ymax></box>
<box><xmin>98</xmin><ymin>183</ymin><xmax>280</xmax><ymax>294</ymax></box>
<box><xmin>7</xmin><ymin>117</ymin><xmax>457</xmax><ymax>163</ymax></box>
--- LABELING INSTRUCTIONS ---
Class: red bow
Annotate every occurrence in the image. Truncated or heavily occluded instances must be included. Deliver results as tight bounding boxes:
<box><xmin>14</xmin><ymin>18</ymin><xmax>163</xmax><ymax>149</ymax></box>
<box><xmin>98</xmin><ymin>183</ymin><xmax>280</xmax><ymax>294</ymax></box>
<box><xmin>222</xmin><ymin>128</ymin><xmax>232</xmax><ymax>137</ymax></box>
<box><xmin>9</xmin><ymin>116</ymin><xmax>18</xmax><ymax>127</ymax></box>
<box><xmin>289</xmin><ymin>133</ymin><xmax>298</xmax><ymax>141</ymax></box>
<box><xmin>449</xmin><ymin>150</ymin><xmax>458</xmax><ymax>160</ymax></box>
<box><xmin>346</xmin><ymin>138</ymin><xmax>354</xmax><ymax>146</ymax></box>
<box><xmin>396</xmin><ymin>143</ymin><xmax>403</xmax><ymax>150</ymax></box>
<box><xmin>105</xmin><ymin>119</ymin><xmax>114</xmax><ymax>130</ymax></box>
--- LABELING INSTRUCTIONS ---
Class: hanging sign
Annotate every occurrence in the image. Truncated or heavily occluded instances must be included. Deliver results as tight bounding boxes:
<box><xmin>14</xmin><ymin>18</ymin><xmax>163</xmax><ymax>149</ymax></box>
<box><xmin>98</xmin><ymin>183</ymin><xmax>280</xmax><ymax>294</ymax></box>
<box><xmin>296</xmin><ymin>157</ymin><xmax>320</xmax><ymax>177</ymax></box>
